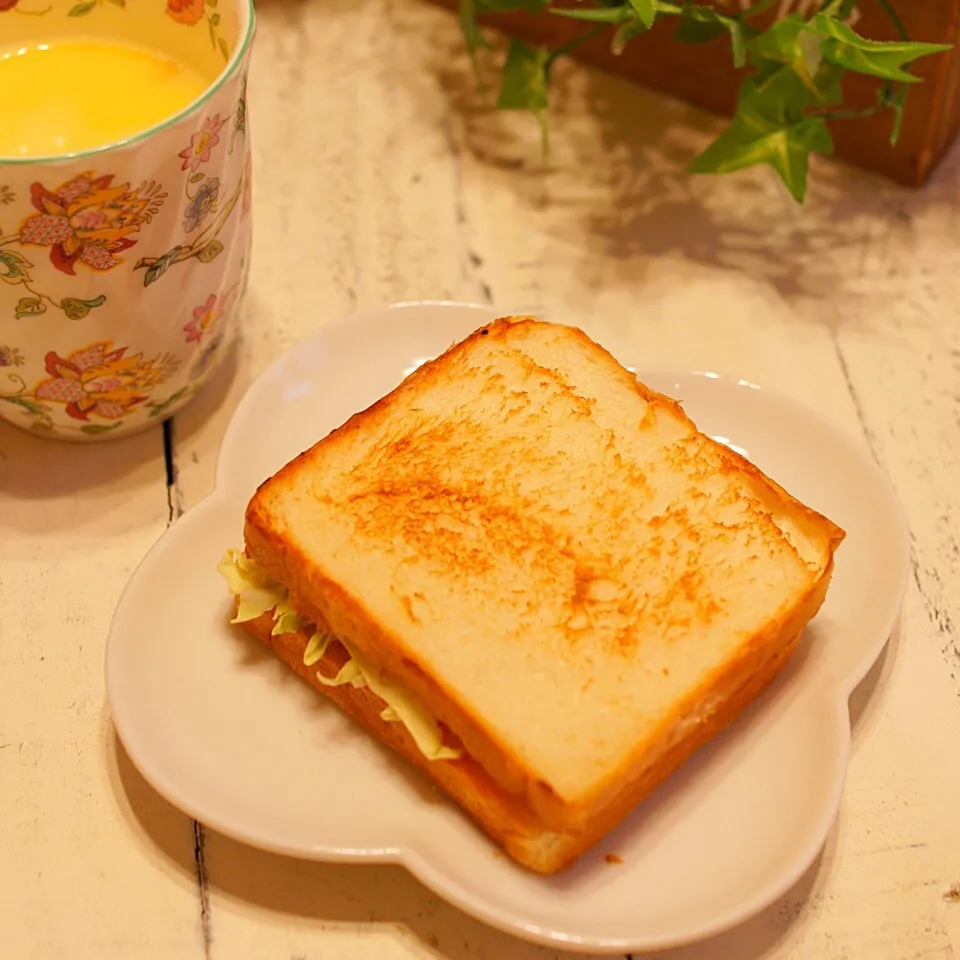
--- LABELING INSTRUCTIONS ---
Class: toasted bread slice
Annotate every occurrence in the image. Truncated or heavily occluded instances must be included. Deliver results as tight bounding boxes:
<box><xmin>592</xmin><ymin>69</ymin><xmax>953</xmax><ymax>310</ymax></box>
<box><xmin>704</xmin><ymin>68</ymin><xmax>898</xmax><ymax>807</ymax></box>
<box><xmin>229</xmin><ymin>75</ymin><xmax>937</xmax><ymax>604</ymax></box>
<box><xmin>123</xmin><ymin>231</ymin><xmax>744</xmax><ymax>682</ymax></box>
<box><xmin>244</xmin><ymin>316</ymin><xmax>844</xmax><ymax>840</ymax></box>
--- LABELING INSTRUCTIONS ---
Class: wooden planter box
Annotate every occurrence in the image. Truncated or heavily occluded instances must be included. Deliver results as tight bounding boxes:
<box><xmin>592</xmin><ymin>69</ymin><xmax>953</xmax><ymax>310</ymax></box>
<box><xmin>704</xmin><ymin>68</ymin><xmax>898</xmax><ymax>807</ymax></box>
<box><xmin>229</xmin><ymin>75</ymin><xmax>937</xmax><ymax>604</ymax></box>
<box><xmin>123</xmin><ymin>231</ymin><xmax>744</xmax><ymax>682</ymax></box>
<box><xmin>432</xmin><ymin>0</ymin><xmax>960</xmax><ymax>187</ymax></box>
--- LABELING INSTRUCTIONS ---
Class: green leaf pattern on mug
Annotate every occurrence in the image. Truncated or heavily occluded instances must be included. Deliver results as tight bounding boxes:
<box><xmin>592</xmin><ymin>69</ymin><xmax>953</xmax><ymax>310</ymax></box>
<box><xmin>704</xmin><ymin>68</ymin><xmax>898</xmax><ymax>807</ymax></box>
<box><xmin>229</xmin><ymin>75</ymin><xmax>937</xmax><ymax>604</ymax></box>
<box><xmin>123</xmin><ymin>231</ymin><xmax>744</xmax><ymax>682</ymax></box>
<box><xmin>0</xmin><ymin>247</ymin><xmax>108</xmax><ymax>321</ymax></box>
<box><xmin>67</xmin><ymin>1</ymin><xmax>98</xmax><ymax>16</ymax></box>
<box><xmin>80</xmin><ymin>421</ymin><xmax>123</xmax><ymax>435</ymax></box>
<box><xmin>0</xmin><ymin>250</ymin><xmax>32</xmax><ymax>284</ymax></box>
<box><xmin>137</xmin><ymin>246</ymin><xmax>184</xmax><ymax>286</ymax></box>
<box><xmin>196</xmin><ymin>239</ymin><xmax>223</xmax><ymax>263</ymax></box>
<box><xmin>147</xmin><ymin>386</ymin><xmax>190</xmax><ymax>418</ymax></box>
<box><xmin>14</xmin><ymin>297</ymin><xmax>45</xmax><ymax>319</ymax></box>
<box><xmin>60</xmin><ymin>295</ymin><xmax>107</xmax><ymax>320</ymax></box>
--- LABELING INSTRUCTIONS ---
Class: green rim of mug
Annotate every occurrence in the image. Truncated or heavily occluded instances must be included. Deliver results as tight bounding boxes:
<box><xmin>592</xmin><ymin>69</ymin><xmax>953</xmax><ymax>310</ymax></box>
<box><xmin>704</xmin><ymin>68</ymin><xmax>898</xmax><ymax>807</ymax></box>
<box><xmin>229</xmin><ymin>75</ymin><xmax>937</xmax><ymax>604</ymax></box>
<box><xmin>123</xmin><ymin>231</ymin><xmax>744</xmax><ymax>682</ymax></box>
<box><xmin>0</xmin><ymin>0</ymin><xmax>256</xmax><ymax>166</ymax></box>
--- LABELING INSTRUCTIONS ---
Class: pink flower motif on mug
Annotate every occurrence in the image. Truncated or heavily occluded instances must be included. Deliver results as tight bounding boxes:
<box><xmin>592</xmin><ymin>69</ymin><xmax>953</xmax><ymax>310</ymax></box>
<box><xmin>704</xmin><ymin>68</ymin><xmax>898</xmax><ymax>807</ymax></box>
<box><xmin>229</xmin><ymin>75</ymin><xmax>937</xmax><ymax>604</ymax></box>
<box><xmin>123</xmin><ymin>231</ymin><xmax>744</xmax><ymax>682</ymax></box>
<box><xmin>184</xmin><ymin>294</ymin><xmax>220</xmax><ymax>343</ymax></box>
<box><xmin>179</xmin><ymin>115</ymin><xmax>227</xmax><ymax>174</ymax></box>
<box><xmin>34</xmin><ymin>342</ymin><xmax>177</xmax><ymax>421</ymax></box>
<box><xmin>19</xmin><ymin>173</ymin><xmax>164</xmax><ymax>276</ymax></box>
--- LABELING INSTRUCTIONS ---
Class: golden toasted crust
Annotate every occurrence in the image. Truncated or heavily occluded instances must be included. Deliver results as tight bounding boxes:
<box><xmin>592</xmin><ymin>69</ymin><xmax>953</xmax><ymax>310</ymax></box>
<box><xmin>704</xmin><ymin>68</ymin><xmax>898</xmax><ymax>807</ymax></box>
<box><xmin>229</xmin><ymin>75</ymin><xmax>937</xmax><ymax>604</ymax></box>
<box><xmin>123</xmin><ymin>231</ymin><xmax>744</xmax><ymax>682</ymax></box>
<box><xmin>244</xmin><ymin>316</ymin><xmax>845</xmax><ymax>837</ymax></box>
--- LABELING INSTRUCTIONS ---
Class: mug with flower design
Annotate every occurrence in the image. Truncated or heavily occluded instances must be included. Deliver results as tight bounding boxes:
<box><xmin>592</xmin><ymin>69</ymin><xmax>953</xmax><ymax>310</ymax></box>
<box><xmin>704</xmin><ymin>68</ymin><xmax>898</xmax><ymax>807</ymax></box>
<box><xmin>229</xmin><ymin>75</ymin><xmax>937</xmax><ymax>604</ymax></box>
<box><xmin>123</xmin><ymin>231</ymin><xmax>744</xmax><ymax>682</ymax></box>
<box><xmin>0</xmin><ymin>0</ymin><xmax>254</xmax><ymax>440</ymax></box>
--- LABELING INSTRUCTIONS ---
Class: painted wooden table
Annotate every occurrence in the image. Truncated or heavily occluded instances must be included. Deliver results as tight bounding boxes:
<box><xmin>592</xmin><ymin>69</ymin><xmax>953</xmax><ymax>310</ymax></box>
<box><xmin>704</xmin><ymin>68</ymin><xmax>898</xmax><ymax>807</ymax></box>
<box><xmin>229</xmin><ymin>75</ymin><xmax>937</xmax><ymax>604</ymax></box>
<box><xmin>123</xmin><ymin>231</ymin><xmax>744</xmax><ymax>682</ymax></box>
<box><xmin>2</xmin><ymin>1</ymin><xmax>959</xmax><ymax>957</ymax></box>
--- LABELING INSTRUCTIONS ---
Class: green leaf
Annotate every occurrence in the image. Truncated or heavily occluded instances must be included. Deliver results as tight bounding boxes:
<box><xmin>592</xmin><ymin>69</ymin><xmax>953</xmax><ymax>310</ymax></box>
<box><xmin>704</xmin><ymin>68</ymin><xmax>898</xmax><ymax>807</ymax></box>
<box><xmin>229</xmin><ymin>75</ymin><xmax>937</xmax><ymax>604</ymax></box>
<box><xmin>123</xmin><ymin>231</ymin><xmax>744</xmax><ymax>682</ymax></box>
<box><xmin>496</xmin><ymin>38</ymin><xmax>549</xmax><ymax>112</ymax></box>
<box><xmin>81</xmin><ymin>422</ymin><xmax>123</xmax><ymax>436</ymax></box>
<box><xmin>748</xmin><ymin>14</ymin><xmax>807</xmax><ymax>67</ymax></box>
<box><xmin>883</xmin><ymin>82</ymin><xmax>909</xmax><ymax>144</ymax></box>
<box><xmin>628</xmin><ymin>0</ymin><xmax>655</xmax><ymax>30</ymax></box>
<box><xmin>218</xmin><ymin>37</ymin><xmax>230</xmax><ymax>60</ymax></box>
<box><xmin>551</xmin><ymin>0</ymin><xmax>657</xmax><ymax>55</ymax></box>
<box><xmin>67</xmin><ymin>1</ymin><xmax>97</xmax><ymax>15</ymax></box>
<box><xmin>477</xmin><ymin>0</ymin><xmax>546</xmax><ymax>10</ymax></box>
<box><xmin>549</xmin><ymin>5</ymin><xmax>628</xmax><ymax>24</ymax></box>
<box><xmin>811</xmin><ymin>14</ymin><xmax>951</xmax><ymax>84</ymax></box>
<box><xmin>810</xmin><ymin>59</ymin><xmax>845</xmax><ymax>106</ymax></box>
<box><xmin>676</xmin><ymin>5</ymin><xmax>749</xmax><ymax>68</ymax></box>
<box><xmin>748</xmin><ymin>17</ymin><xmax>833</xmax><ymax>91</ymax></box>
<box><xmin>209</xmin><ymin>11</ymin><xmax>220</xmax><ymax>25</ymax></box>
<box><xmin>60</xmin><ymin>294</ymin><xmax>106</xmax><ymax>321</ymax></box>
<box><xmin>496</xmin><ymin>38</ymin><xmax>550</xmax><ymax>155</ymax></box>
<box><xmin>675</xmin><ymin>17</ymin><xmax>726</xmax><ymax>46</ymax></box>
<box><xmin>189</xmin><ymin>172</ymin><xmax>205</xmax><ymax>183</ymax></box>
<box><xmin>798</xmin><ymin>28</ymin><xmax>823</xmax><ymax>79</ymax></box>
<box><xmin>818</xmin><ymin>0</ymin><xmax>856</xmax><ymax>16</ymax></box>
<box><xmin>14</xmin><ymin>297</ymin><xmax>45</xmax><ymax>320</ymax></box>
<box><xmin>139</xmin><ymin>246</ymin><xmax>183</xmax><ymax>286</ymax></box>
<box><xmin>0</xmin><ymin>250</ymin><xmax>33</xmax><ymax>285</ymax></box>
<box><xmin>690</xmin><ymin>115</ymin><xmax>833</xmax><ymax>202</ymax></box>
<box><xmin>106</xmin><ymin>0</ymin><xmax>125</xmax><ymax>7</ymax></box>
<box><xmin>196</xmin><ymin>239</ymin><xmax>224</xmax><ymax>263</ymax></box>
<box><xmin>736</xmin><ymin>63</ymin><xmax>840</xmax><ymax>132</ymax></box>
<box><xmin>613</xmin><ymin>17</ymin><xmax>651</xmax><ymax>55</ymax></box>
<box><xmin>459</xmin><ymin>0</ymin><xmax>491</xmax><ymax>56</ymax></box>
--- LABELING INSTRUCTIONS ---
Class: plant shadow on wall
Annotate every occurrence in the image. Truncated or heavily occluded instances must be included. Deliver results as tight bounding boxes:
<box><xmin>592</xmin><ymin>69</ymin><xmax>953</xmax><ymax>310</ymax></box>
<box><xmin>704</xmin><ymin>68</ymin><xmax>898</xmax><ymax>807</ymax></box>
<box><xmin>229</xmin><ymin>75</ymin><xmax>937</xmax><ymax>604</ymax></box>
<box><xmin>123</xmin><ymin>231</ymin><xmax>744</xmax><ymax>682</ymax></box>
<box><xmin>419</xmin><ymin>24</ymin><xmax>960</xmax><ymax>304</ymax></box>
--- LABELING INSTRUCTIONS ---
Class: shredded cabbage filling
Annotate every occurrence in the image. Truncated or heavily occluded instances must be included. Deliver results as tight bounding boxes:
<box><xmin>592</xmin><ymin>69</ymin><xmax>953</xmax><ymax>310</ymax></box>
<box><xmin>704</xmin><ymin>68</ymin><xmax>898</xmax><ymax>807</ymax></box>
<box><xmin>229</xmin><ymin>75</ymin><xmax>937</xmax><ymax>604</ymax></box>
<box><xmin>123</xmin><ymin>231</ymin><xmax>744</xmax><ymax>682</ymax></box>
<box><xmin>217</xmin><ymin>549</ymin><xmax>462</xmax><ymax>761</ymax></box>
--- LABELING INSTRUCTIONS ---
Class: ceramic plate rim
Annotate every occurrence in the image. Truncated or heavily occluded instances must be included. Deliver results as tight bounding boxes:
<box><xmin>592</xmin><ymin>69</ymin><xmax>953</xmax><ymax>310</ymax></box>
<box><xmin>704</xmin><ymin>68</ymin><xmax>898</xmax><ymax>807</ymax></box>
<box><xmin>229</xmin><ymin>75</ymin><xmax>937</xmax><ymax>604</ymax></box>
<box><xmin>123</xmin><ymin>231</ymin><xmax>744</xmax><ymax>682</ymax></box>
<box><xmin>106</xmin><ymin>301</ymin><xmax>910</xmax><ymax>954</ymax></box>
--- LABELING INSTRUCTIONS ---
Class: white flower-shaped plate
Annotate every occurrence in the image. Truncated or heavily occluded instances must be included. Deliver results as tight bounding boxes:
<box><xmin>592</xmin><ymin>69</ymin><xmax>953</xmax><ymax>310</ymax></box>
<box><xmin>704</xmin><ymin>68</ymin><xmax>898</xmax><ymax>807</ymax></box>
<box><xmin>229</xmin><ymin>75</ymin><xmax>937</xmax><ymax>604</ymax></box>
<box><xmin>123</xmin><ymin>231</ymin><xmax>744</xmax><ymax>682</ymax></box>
<box><xmin>106</xmin><ymin>302</ymin><xmax>910</xmax><ymax>954</ymax></box>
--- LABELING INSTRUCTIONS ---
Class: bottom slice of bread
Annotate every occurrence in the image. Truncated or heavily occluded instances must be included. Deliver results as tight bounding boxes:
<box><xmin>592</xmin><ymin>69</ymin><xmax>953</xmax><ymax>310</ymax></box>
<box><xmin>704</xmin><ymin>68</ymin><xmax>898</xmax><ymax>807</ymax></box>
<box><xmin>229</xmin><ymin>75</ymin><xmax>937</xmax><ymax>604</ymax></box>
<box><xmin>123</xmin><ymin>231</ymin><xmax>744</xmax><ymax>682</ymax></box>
<box><xmin>240</xmin><ymin>609</ymin><xmax>805</xmax><ymax>874</ymax></box>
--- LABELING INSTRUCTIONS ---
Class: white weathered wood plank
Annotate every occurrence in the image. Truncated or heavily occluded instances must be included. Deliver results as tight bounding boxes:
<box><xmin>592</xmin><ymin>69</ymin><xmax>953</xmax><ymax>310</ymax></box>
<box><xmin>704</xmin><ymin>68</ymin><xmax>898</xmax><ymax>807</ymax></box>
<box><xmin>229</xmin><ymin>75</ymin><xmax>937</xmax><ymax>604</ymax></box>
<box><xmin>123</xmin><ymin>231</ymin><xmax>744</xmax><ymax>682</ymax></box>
<box><xmin>0</xmin><ymin>425</ymin><xmax>205</xmax><ymax>957</ymax></box>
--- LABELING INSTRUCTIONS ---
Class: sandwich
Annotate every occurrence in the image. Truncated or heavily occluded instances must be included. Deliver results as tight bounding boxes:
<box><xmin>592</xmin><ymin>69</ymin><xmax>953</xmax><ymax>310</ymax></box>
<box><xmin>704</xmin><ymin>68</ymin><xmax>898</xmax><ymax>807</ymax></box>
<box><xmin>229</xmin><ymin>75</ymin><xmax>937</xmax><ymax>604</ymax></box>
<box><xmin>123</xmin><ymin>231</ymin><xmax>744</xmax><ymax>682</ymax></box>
<box><xmin>218</xmin><ymin>315</ymin><xmax>845</xmax><ymax>874</ymax></box>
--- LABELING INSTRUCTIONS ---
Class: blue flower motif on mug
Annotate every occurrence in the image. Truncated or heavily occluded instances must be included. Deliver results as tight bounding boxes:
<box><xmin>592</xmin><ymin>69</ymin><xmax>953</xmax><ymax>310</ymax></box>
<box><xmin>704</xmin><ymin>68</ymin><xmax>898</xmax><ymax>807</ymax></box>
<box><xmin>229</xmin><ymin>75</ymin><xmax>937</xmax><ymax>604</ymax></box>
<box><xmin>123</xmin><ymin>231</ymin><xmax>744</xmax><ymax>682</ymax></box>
<box><xmin>183</xmin><ymin>176</ymin><xmax>221</xmax><ymax>232</ymax></box>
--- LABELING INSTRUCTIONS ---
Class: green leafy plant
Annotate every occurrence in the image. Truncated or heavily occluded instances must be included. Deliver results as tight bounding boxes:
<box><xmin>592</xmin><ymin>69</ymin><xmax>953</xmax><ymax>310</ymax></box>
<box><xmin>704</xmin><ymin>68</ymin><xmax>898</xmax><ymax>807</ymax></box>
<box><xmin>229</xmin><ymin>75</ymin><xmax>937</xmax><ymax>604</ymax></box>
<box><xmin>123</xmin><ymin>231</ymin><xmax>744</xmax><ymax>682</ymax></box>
<box><xmin>458</xmin><ymin>0</ymin><xmax>952</xmax><ymax>201</ymax></box>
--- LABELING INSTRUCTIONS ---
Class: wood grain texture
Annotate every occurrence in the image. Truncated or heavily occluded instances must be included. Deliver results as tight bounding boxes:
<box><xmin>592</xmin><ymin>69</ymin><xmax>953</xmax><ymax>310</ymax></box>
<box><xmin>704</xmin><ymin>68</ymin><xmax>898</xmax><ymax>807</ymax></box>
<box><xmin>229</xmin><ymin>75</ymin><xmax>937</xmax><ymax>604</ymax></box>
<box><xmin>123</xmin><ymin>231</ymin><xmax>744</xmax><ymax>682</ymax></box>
<box><xmin>0</xmin><ymin>428</ymin><xmax>203</xmax><ymax>957</ymax></box>
<box><xmin>1</xmin><ymin>0</ymin><xmax>958</xmax><ymax>957</ymax></box>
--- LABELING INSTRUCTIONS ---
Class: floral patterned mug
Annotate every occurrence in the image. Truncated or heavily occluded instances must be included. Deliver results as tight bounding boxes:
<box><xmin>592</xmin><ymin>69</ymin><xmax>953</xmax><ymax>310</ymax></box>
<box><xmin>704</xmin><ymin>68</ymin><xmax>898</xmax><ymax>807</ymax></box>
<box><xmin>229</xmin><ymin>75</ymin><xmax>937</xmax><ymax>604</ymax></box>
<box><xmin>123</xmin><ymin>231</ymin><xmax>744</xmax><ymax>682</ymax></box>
<box><xmin>0</xmin><ymin>0</ymin><xmax>254</xmax><ymax>441</ymax></box>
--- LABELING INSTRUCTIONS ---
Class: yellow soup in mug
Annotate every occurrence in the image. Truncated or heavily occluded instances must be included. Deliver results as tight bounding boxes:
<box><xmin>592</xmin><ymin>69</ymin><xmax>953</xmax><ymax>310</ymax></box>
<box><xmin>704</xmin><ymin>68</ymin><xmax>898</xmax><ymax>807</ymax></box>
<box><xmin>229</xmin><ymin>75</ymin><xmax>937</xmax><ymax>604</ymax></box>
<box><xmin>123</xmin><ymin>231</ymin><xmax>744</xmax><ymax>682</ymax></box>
<box><xmin>0</xmin><ymin>37</ymin><xmax>214</xmax><ymax>158</ymax></box>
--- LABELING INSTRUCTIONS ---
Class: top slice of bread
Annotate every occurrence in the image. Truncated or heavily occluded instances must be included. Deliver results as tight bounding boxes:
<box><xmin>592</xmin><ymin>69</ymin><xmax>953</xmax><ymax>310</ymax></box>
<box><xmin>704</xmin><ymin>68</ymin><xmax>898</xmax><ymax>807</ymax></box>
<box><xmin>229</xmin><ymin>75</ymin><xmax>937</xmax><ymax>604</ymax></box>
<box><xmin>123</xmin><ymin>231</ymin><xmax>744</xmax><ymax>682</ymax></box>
<box><xmin>244</xmin><ymin>316</ymin><xmax>844</xmax><ymax>833</ymax></box>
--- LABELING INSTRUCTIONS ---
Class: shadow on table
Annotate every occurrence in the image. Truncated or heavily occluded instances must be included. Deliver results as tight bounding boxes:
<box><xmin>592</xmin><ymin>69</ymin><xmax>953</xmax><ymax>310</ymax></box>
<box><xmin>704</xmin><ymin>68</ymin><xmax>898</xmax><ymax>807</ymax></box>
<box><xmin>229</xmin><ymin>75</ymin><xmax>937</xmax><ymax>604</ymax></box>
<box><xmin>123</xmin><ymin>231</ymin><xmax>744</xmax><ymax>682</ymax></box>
<box><xmin>0</xmin><ymin>416</ymin><xmax>162</xmax><ymax>495</ymax></box>
<box><xmin>111</xmin><ymin>720</ymin><xmax>833</xmax><ymax>960</ymax></box>
<box><xmin>165</xmin><ymin>332</ymin><xmax>246</xmax><ymax>453</ymax></box>
<box><xmin>0</xmin><ymin>339</ymin><xmax>239</xmax><ymax>510</ymax></box>
<box><xmin>848</xmin><ymin>611</ymin><xmax>900</xmax><ymax>740</ymax></box>
<box><xmin>409</xmin><ymin>13</ymin><xmax>960</xmax><ymax>311</ymax></box>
